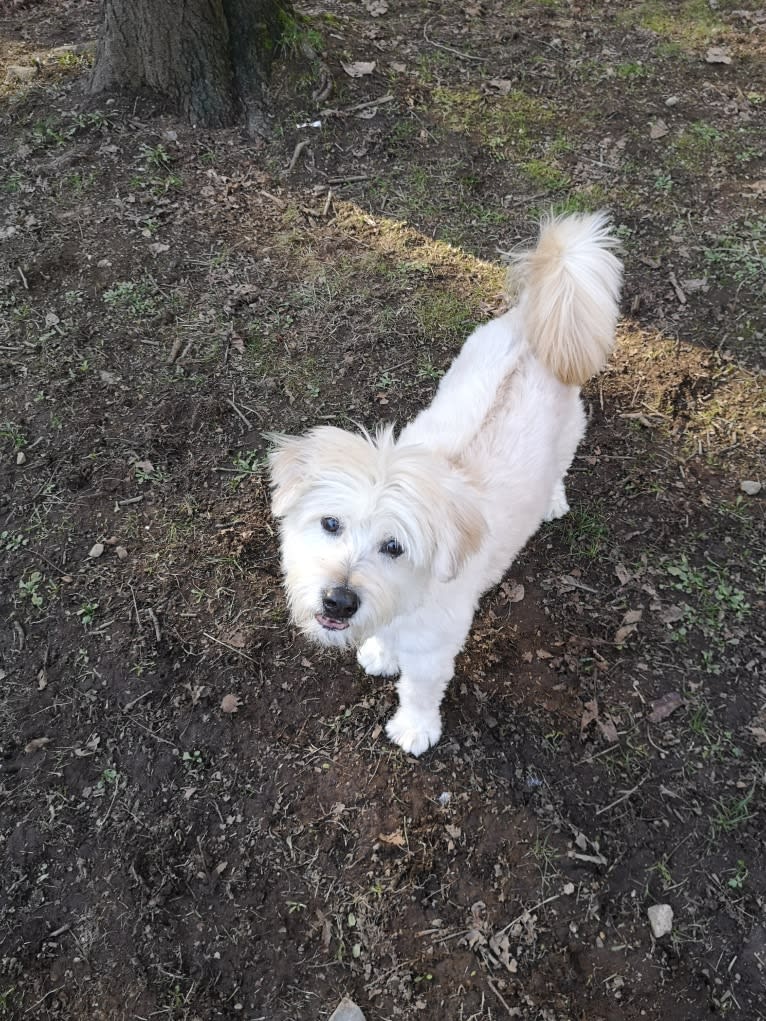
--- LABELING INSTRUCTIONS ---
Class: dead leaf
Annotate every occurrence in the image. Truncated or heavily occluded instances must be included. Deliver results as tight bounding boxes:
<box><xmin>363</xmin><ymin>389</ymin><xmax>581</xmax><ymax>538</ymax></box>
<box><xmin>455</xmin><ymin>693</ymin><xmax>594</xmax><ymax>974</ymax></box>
<box><xmin>536</xmin><ymin>649</ymin><xmax>553</xmax><ymax>660</ymax></box>
<box><xmin>597</xmin><ymin>717</ymin><xmax>619</xmax><ymax>744</ymax></box>
<box><xmin>363</xmin><ymin>0</ymin><xmax>388</xmax><ymax>14</ymax></box>
<box><xmin>341</xmin><ymin>60</ymin><xmax>376</xmax><ymax>77</ymax></box>
<box><xmin>650</xmin><ymin>119</ymin><xmax>669</xmax><ymax>140</ymax></box>
<box><xmin>502</xmin><ymin>581</ymin><xmax>525</xmax><ymax>602</ymax></box>
<box><xmin>705</xmin><ymin>46</ymin><xmax>732</xmax><ymax>64</ymax></box>
<box><xmin>133</xmin><ymin>459</ymin><xmax>154</xmax><ymax>475</ymax></box>
<box><xmin>24</xmin><ymin>736</ymin><xmax>51</xmax><ymax>754</ymax></box>
<box><xmin>221</xmin><ymin>694</ymin><xmax>241</xmax><ymax>714</ymax></box>
<box><xmin>614</xmin><ymin>623</ymin><xmax>637</xmax><ymax>645</ymax></box>
<box><xmin>486</xmin><ymin>78</ymin><xmax>513</xmax><ymax>94</ymax></box>
<box><xmin>659</xmin><ymin>604</ymin><xmax>685</xmax><ymax>625</ymax></box>
<box><xmin>378</xmin><ymin>830</ymin><xmax>406</xmax><ymax>847</ymax></box>
<box><xmin>222</xmin><ymin>630</ymin><xmax>247</xmax><ymax>649</ymax></box>
<box><xmin>748</xmin><ymin>726</ymin><xmax>766</xmax><ymax>746</ymax></box>
<box><xmin>615</xmin><ymin>563</ymin><xmax>631</xmax><ymax>586</ymax></box>
<box><xmin>230</xmin><ymin>334</ymin><xmax>245</xmax><ymax>355</ymax></box>
<box><xmin>622</xmin><ymin>609</ymin><xmax>643</xmax><ymax>626</ymax></box>
<box><xmin>148</xmin><ymin>242</ymin><xmax>169</xmax><ymax>256</ymax></box>
<box><xmin>581</xmin><ymin>699</ymin><xmax>599</xmax><ymax>735</ymax></box>
<box><xmin>648</xmin><ymin>692</ymin><xmax>684</xmax><ymax>723</ymax></box>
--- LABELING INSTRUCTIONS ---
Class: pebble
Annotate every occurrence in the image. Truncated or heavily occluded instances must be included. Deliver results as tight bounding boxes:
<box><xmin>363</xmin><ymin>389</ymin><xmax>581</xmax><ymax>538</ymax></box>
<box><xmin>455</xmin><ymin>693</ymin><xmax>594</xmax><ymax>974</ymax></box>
<box><xmin>740</xmin><ymin>480</ymin><xmax>762</xmax><ymax>496</ymax></box>
<box><xmin>88</xmin><ymin>542</ymin><xmax>105</xmax><ymax>559</ymax></box>
<box><xmin>328</xmin><ymin>998</ymin><xmax>366</xmax><ymax>1021</ymax></box>
<box><xmin>115</xmin><ymin>546</ymin><xmax>128</xmax><ymax>560</ymax></box>
<box><xmin>16</xmin><ymin>451</ymin><xmax>26</xmax><ymax>465</ymax></box>
<box><xmin>648</xmin><ymin>903</ymin><xmax>674</xmax><ymax>938</ymax></box>
<box><xmin>665</xmin><ymin>95</ymin><xmax>680</xmax><ymax>107</ymax></box>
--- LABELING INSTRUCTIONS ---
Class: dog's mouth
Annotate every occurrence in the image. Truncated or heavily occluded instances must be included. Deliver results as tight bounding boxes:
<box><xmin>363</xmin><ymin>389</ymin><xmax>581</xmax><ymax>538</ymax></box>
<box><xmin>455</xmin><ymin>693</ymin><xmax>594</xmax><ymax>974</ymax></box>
<box><xmin>315</xmin><ymin>613</ymin><xmax>350</xmax><ymax>631</ymax></box>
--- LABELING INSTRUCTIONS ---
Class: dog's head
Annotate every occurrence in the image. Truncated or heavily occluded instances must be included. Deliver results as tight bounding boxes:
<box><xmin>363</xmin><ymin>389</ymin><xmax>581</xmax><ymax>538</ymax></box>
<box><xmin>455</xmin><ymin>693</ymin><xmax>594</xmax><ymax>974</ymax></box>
<box><xmin>268</xmin><ymin>425</ymin><xmax>486</xmax><ymax>647</ymax></box>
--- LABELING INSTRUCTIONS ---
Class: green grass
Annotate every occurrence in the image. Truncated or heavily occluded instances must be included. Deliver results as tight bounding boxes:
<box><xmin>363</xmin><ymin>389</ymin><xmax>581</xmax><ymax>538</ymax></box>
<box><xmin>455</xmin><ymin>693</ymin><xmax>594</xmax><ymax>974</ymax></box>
<box><xmin>704</xmin><ymin>219</ymin><xmax>766</xmax><ymax>294</ymax></box>
<box><xmin>711</xmin><ymin>787</ymin><xmax>755</xmax><ymax>837</ymax></box>
<box><xmin>557</xmin><ymin>503</ymin><xmax>608</xmax><ymax>559</ymax></box>
<box><xmin>431</xmin><ymin>86</ymin><xmax>554</xmax><ymax>159</ymax></box>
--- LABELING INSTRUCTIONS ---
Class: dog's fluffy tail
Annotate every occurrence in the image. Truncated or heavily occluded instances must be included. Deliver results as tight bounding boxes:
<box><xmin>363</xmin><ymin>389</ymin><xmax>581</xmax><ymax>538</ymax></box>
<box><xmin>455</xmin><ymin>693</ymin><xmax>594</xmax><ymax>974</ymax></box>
<box><xmin>513</xmin><ymin>211</ymin><xmax>623</xmax><ymax>387</ymax></box>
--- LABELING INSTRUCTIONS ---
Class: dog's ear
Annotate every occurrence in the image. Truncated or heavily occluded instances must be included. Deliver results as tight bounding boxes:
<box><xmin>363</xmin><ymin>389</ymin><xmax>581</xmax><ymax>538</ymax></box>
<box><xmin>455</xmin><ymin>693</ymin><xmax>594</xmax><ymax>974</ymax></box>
<box><xmin>266</xmin><ymin>433</ymin><xmax>310</xmax><ymax>517</ymax></box>
<box><xmin>432</xmin><ymin>474</ymin><xmax>487</xmax><ymax>583</ymax></box>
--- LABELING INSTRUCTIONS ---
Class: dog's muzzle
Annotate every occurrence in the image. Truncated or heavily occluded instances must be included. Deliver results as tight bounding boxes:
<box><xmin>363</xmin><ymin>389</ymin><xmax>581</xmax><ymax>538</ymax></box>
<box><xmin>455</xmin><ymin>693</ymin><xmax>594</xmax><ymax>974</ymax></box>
<box><xmin>316</xmin><ymin>586</ymin><xmax>359</xmax><ymax>631</ymax></box>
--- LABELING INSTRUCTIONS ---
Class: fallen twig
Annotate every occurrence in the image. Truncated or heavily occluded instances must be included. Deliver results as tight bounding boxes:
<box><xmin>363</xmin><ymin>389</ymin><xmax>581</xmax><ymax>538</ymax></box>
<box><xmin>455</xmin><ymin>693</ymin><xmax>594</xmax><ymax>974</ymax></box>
<box><xmin>286</xmin><ymin>138</ymin><xmax>309</xmax><ymax>173</ymax></box>
<box><xmin>226</xmin><ymin>397</ymin><xmax>252</xmax><ymax>430</ymax></box>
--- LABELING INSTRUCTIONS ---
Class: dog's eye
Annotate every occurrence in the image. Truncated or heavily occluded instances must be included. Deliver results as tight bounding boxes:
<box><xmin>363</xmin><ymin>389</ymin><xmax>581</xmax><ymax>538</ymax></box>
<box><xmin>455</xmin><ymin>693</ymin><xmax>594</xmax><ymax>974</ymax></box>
<box><xmin>321</xmin><ymin>516</ymin><xmax>341</xmax><ymax>534</ymax></box>
<box><xmin>380</xmin><ymin>538</ymin><xmax>404</xmax><ymax>559</ymax></box>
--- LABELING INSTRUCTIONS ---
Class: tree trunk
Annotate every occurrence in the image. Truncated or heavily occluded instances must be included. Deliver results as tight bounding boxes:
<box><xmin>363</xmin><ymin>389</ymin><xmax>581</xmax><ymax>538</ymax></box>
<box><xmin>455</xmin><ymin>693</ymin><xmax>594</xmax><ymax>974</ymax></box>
<box><xmin>89</xmin><ymin>0</ymin><xmax>293</xmax><ymax>137</ymax></box>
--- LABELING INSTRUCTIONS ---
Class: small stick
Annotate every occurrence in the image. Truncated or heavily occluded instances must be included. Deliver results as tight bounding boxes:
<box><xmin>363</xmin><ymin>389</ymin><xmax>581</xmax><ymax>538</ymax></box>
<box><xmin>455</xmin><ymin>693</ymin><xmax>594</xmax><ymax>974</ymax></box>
<box><xmin>17</xmin><ymin>265</ymin><xmax>29</xmax><ymax>289</ymax></box>
<box><xmin>146</xmin><ymin>608</ymin><xmax>162</xmax><ymax>643</ymax></box>
<box><xmin>286</xmin><ymin>139</ymin><xmax>309</xmax><ymax>172</ymax></box>
<box><xmin>322</xmin><ymin>94</ymin><xmax>394</xmax><ymax>117</ymax></box>
<box><xmin>595</xmin><ymin>776</ymin><xmax>648</xmax><ymax>816</ymax></box>
<box><xmin>322</xmin><ymin>189</ymin><xmax>333</xmax><ymax>217</ymax></box>
<box><xmin>327</xmin><ymin>174</ymin><xmax>370</xmax><ymax>185</ymax></box>
<box><xmin>423</xmin><ymin>22</ymin><xmax>483</xmax><ymax>62</ymax></box>
<box><xmin>167</xmin><ymin>336</ymin><xmax>184</xmax><ymax>365</ymax></box>
<box><xmin>486</xmin><ymin>977</ymin><xmax>516</xmax><ymax>1017</ymax></box>
<box><xmin>496</xmin><ymin>893</ymin><xmax>561</xmax><ymax>936</ymax></box>
<box><xmin>203</xmin><ymin>632</ymin><xmax>257</xmax><ymax>664</ymax></box>
<box><xmin>259</xmin><ymin>189</ymin><xmax>286</xmax><ymax>208</ymax></box>
<box><xmin>226</xmin><ymin>397</ymin><xmax>252</xmax><ymax>430</ymax></box>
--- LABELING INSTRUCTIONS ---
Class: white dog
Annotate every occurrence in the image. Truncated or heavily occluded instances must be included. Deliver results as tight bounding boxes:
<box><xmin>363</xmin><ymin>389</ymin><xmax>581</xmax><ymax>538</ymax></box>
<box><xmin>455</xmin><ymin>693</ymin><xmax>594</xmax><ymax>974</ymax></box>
<box><xmin>269</xmin><ymin>212</ymin><xmax>623</xmax><ymax>755</ymax></box>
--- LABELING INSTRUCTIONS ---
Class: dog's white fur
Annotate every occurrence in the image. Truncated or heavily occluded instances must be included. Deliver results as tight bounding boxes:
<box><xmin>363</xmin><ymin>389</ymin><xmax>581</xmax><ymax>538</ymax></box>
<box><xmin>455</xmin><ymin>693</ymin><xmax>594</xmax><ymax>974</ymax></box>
<box><xmin>269</xmin><ymin>212</ymin><xmax>623</xmax><ymax>755</ymax></box>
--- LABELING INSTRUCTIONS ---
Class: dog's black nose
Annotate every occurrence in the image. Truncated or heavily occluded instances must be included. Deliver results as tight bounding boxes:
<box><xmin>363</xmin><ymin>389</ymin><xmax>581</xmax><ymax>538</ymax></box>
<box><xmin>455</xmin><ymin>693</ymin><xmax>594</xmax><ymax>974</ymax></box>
<box><xmin>322</xmin><ymin>586</ymin><xmax>359</xmax><ymax>620</ymax></box>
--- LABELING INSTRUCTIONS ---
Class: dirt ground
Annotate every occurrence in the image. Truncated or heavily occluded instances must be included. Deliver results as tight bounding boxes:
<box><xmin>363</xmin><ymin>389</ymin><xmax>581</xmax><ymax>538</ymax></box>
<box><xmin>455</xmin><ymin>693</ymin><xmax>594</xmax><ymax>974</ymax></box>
<box><xmin>1</xmin><ymin>1</ymin><xmax>765</xmax><ymax>1019</ymax></box>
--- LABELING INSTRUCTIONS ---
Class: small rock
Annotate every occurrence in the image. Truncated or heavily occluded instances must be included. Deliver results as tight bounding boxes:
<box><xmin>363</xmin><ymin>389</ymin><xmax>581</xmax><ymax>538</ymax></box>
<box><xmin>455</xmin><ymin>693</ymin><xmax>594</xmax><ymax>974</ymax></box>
<box><xmin>88</xmin><ymin>542</ymin><xmax>105</xmax><ymax>559</ymax></box>
<box><xmin>16</xmin><ymin>451</ymin><xmax>26</xmax><ymax>465</ymax></box>
<box><xmin>563</xmin><ymin>882</ymin><xmax>575</xmax><ymax>895</ymax></box>
<box><xmin>740</xmin><ymin>480</ymin><xmax>762</xmax><ymax>496</ymax></box>
<box><xmin>328</xmin><ymin>999</ymin><xmax>366</xmax><ymax>1021</ymax></box>
<box><xmin>648</xmin><ymin>903</ymin><xmax>674</xmax><ymax>938</ymax></box>
<box><xmin>665</xmin><ymin>95</ymin><xmax>680</xmax><ymax>107</ymax></box>
<box><xmin>115</xmin><ymin>546</ymin><xmax>128</xmax><ymax>560</ymax></box>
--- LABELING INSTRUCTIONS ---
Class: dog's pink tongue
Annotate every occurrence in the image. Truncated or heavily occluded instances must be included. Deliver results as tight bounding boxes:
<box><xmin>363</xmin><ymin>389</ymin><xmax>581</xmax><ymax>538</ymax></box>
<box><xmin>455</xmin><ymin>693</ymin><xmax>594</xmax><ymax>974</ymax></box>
<box><xmin>316</xmin><ymin>614</ymin><xmax>349</xmax><ymax>631</ymax></box>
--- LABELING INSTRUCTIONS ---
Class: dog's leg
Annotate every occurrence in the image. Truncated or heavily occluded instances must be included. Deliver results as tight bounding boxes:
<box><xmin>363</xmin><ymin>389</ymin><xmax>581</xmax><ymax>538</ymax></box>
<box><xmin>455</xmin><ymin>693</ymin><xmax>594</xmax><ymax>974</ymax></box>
<box><xmin>544</xmin><ymin>479</ymin><xmax>570</xmax><ymax>521</ymax></box>
<box><xmin>385</xmin><ymin>651</ymin><xmax>455</xmax><ymax>756</ymax></box>
<box><xmin>357</xmin><ymin>634</ymin><xmax>400</xmax><ymax>677</ymax></box>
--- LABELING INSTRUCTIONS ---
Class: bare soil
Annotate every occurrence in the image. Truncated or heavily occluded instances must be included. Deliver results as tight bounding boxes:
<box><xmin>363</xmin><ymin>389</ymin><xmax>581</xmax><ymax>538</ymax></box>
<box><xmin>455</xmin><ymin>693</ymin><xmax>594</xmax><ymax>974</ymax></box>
<box><xmin>1</xmin><ymin>1</ymin><xmax>765</xmax><ymax>1019</ymax></box>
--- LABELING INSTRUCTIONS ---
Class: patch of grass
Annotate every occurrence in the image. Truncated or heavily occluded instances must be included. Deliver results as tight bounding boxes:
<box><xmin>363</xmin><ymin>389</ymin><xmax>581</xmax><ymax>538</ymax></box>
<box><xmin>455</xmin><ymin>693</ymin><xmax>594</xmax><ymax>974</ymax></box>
<box><xmin>0</xmin><ymin>422</ymin><xmax>26</xmax><ymax>451</ymax></box>
<box><xmin>711</xmin><ymin>787</ymin><xmax>755</xmax><ymax>837</ymax></box>
<box><xmin>617</xmin><ymin>0</ymin><xmax>734</xmax><ymax>50</ymax></box>
<box><xmin>703</xmin><ymin>219</ymin><xmax>766</xmax><ymax>294</ymax></box>
<box><xmin>662</xmin><ymin>555</ymin><xmax>750</xmax><ymax>659</ymax></box>
<box><xmin>616</xmin><ymin>61</ymin><xmax>650</xmax><ymax>80</ymax></box>
<box><xmin>521</xmin><ymin>158</ymin><xmax>571</xmax><ymax>191</ymax></box>
<box><xmin>557</xmin><ymin>503</ymin><xmax>608</xmax><ymax>559</ymax></box>
<box><xmin>670</xmin><ymin>121</ymin><xmax>723</xmax><ymax>172</ymax></box>
<box><xmin>103</xmin><ymin>279</ymin><xmax>159</xmax><ymax>317</ymax></box>
<box><xmin>431</xmin><ymin>86</ymin><xmax>554</xmax><ymax>159</ymax></box>
<box><xmin>412</xmin><ymin>289</ymin><xmax>480</xmax><ymax>345</ymax></box>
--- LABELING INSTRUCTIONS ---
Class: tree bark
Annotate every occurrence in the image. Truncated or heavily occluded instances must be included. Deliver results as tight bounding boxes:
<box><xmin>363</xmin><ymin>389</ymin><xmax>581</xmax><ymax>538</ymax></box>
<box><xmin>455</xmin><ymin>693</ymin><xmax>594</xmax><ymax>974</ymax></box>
<box><xmin>89</xmin><ymin>0</ymin><xmax>293</xmax><ymax>136</ymax></box>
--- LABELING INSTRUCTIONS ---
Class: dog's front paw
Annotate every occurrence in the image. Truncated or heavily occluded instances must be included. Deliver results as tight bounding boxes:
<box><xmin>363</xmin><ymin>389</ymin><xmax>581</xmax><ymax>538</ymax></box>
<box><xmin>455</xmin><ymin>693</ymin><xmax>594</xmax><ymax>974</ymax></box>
<box><xmin>385</xmin><ymin>707</ymin><xmax>442</xmax><ymax>756</ymax></box>
<box><xmin>357</xmin><ymin>637</ymin><xmax>399</xmax><ymax>677</ymax></box>
<box><xmin>545</xmin><ymin>480</ymin><xmax>570</xmax><ymax>522</ymax></box>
